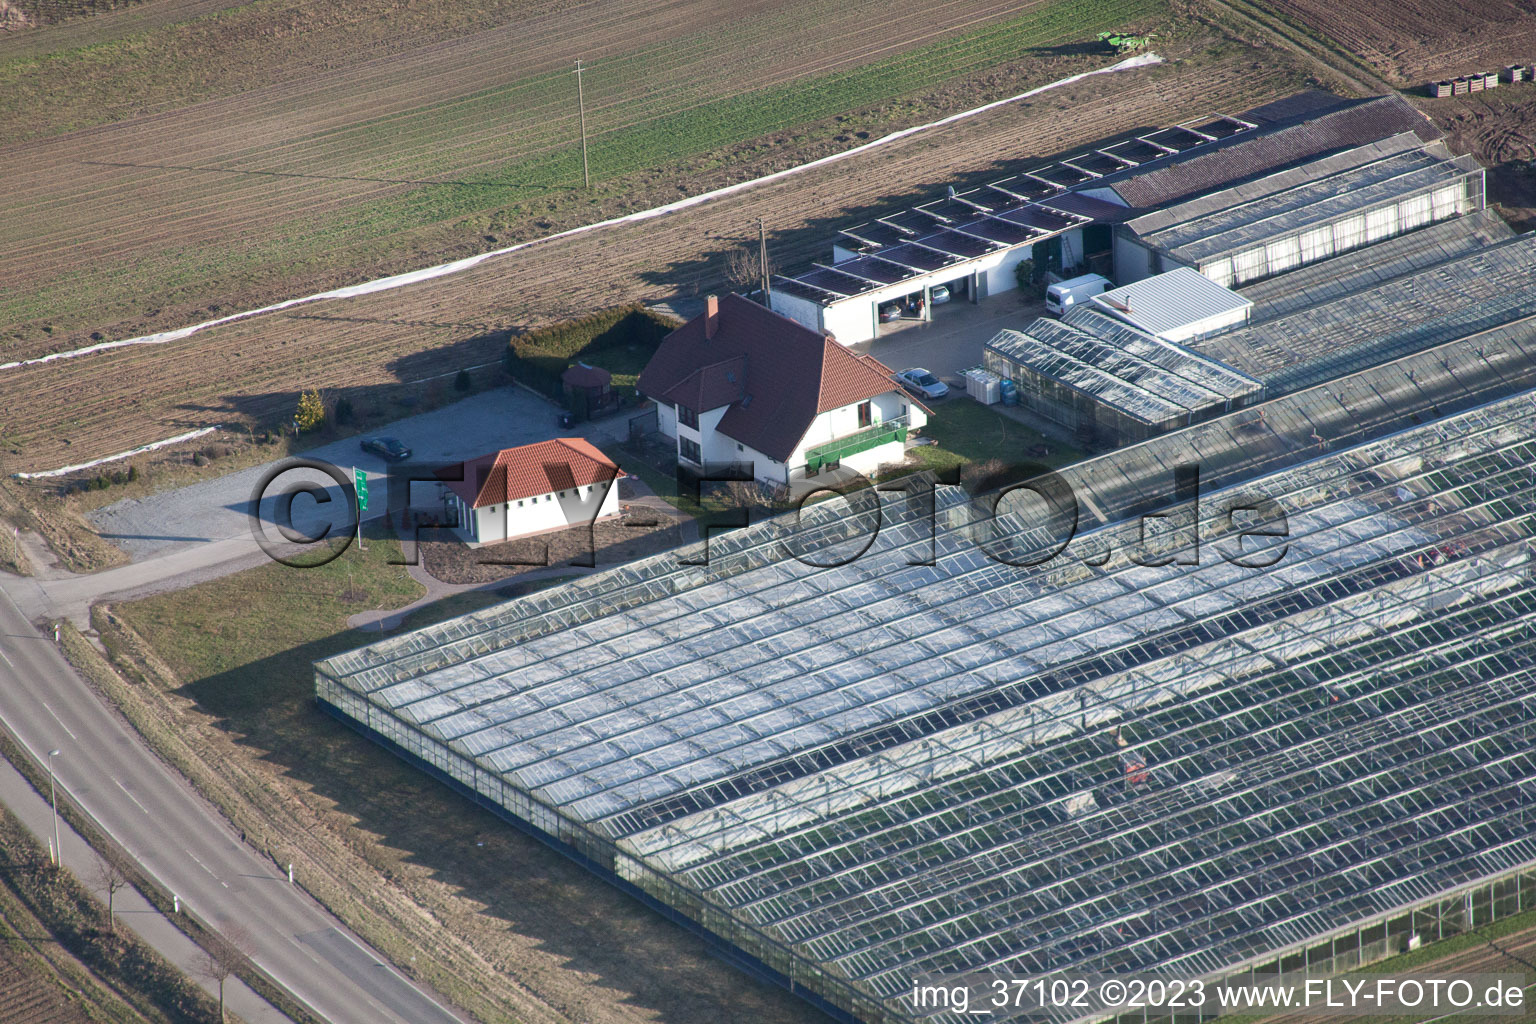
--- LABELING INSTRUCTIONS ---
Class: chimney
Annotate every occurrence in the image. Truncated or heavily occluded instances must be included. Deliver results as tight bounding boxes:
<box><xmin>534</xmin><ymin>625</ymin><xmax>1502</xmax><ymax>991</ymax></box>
<box><xmin>704</xmin><ymin>294</ymin><xmax>720</xmax><ymax>339</ymax></box>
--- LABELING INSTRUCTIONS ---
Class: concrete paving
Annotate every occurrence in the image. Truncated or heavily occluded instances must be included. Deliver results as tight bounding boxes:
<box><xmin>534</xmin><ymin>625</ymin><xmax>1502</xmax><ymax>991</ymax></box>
<box><xmin>851</xmin><ymin>292</ymin><xmax>1048</xmax><ymax>385</ymax></box>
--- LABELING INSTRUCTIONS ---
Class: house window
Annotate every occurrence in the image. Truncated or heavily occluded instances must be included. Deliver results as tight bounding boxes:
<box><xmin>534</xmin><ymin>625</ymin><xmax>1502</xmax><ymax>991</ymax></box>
<box><xmin>677</xmin><ymin>403</ymin><xmax>698</xmax><ymax>429</ymax></box>
<box><xmin>857</xmin><ymin>401</ymin><xmax>872</xmax><ymax>428</ymax></box>
<box><xmin>736</xmin><ymin>443</ymin><xmax>743</xmax><ymax>452</ymax></box>
<box><xmin>518</xmin><ymin>500</ymin><xmax>524</xmax><ymax>507</ymax></box>
<box><xmin>679</xmin><ymin>437</ymin><xmax>702</xmax><ymax>464</ymax></box>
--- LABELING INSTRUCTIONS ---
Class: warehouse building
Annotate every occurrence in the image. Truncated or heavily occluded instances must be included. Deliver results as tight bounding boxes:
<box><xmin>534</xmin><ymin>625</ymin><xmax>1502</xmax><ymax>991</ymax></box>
<box><xmin>983</xmin><ymin>307</ymin><xmax>1263</xmax><ymax>445</ymax></box>
<box><xmin>769</xmin><ymin>194</ymin><xmax>1096</xmax><ymax>345</ymax></box>
<box><xmin>317</xmin><ymin>388</ymin><xmax>1536</xmax><ymax>1024</ymax></box>
<box><xmin>1089</xmin><ymin>266</ymin><xmax>1253</xmax><ymax>342</ymax></box>
<box><xmin>1111</xmin><ymin>133</ymin><xmax>1486</xmax><ymax>287</ymax></box>
<box><xmin>768</xmin><ymin>93</ymin><xmax>1453</xmax><ymax>347</ymax></box>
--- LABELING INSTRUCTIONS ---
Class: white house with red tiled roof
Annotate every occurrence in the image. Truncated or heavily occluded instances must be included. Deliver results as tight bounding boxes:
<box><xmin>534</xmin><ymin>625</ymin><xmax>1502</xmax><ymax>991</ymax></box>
<box><xmin>439</xmin><ymin>438</ymin><xmax>622</xmax><ymax>546</ymax></box>
<box><xmin>637</xmin><ymin>294</ymin><xmax>926</xmax><ymax>489</ymax></box>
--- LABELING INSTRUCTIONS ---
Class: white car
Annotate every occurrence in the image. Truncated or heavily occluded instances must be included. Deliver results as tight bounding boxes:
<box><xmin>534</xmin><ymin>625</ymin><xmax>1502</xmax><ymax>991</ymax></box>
<box><xmin>930</xmin><ymin>284</ymin><xmax>952</xmax><ymax>304</ymax></box>
<box><xmin>896</xmin><ymin>367</ymin><xmax>949</xmax><ymax>399</ymax></box>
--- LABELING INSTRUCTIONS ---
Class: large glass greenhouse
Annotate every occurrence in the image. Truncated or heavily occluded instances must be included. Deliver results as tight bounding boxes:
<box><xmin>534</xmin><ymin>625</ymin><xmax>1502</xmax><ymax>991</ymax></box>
<box><xmin>316</xmin><ymin>388</ymin><xmax>1536</xmax><ymax>1024</ymax></box>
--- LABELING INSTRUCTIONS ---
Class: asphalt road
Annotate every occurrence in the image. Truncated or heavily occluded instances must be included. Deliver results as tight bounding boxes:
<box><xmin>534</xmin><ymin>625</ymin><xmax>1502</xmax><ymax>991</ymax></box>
<box><xmin>0</xmin><ymin>587</ymin><xmax>471</xmax><ymax>1024</ymax></box>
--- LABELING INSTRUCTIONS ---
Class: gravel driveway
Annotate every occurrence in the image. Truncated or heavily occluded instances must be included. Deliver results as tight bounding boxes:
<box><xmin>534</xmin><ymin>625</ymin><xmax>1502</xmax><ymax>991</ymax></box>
<box><xmin>89</xmin><ymin>386</ymin><xmax>637</xmax><ymax>562</ymax></box>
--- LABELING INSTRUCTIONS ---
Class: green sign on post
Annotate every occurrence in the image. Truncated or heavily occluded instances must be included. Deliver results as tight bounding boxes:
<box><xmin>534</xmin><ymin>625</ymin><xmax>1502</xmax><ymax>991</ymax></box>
<box><xmin>354</xmin><ymin>467</ymin><xmax>369</xmax><ymax>512</ymax></box>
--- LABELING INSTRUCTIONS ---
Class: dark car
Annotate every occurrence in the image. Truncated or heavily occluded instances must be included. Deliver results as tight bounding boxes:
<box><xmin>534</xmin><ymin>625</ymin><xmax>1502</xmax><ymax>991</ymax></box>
<box><xmin>361</xmin><ymin>436</ymin><xmax>412</xmax><ymax>461</ymax></box>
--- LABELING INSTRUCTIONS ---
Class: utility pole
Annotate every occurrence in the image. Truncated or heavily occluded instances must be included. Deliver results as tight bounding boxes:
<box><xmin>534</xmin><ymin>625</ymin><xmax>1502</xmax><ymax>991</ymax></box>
<box><xmin>575</xmin><ymin>59</ymin><xmax>590</xmax><ymax>189</ymax></box>
<box><xmin>758</xmin><ymin>217</ymin><xmax>771</xmax><ymax>306</ymax></box>
<box><xmin>47</xmin><ymin>749</ymin><xmax>61</xmax><ymax>867</ymax></box>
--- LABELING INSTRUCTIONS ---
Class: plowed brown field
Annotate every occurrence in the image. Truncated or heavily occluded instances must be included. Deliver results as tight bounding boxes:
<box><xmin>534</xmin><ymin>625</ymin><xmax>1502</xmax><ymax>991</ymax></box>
<box><xmin>1265</xmin><ymin>0</ymin><xmax>1536</xmax><ymax>85</ymax></box>
<box><xmin>0</xmin><ymin>0</ymin><xmax>1111</xmax><ymax>350</ymax></box>
<box><xmin>0</xmin><ymin>43</ymin><xmax>1317</xmax><ymax>475</ymax></box>
<box><xmin>0</xmin><ymin>929</ymin><xmax>102</xmax><ymax>1024</ymax></box>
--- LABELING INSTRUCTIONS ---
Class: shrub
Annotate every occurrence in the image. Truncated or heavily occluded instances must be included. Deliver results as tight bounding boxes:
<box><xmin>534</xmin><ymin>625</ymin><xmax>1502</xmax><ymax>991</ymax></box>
<box><xmin>192</xmin><ymin>453</ymin><xmax>208</xmax><ymax>467</ymax></box>
<box><xmin>454</xmin><ymin>369</ymin><xmax>472</xmax><ymax>392</ymax></box>
<box><xmin>92</xmin><ymin>475</ymin><xmax>110</xmax><ymax>490</ymax></box>
<box><xmin>127</xmin><ymin>464</ymin><xmax>139</xmax><ymax>482</ymax></box>
<box><xmin>334</xmin><ymin>397</ymin><xmax>354</xmax><ymax>425</ymax></box>
<box><xmin>295</xmin><ymin>389</ymin><xmax>325</xmax><ymax>432</ymax></box>
<box><xmin>1013</xmin><ymin>258</ymin><xmax>1034</xmax><ymax>292</ymax></box>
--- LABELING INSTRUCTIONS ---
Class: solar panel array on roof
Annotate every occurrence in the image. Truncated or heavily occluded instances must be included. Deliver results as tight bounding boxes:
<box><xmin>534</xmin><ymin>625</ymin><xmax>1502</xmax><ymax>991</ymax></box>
<box><xmin>1107</xmin><ymin>95</ymin><xmax>1444</xmax><ymax>210</ymax></box>
<box><xmin>780</xmin><ymin>112</ymin><xmax>1263</xmax><ymax>307</ymax></box>
<box><xmin>318</xmin><ymin>387</ymin><xmax>1536</xmax><ymax>1024</ymax></box>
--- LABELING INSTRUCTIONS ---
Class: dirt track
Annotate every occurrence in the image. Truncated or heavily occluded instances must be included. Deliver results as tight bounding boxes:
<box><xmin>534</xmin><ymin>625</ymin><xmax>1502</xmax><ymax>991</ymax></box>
<box><xmin>0</xmin><ymin>42</ymin><xmax>1315</xmax><ymax>475</ymax></box>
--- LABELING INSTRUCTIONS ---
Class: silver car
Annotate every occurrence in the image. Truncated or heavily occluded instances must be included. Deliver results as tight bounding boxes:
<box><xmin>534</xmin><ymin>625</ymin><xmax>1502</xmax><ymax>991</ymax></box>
<box><xmin>896</xmin><ymin>367</ymin><xmax>949</xmax><ymax>399</ymax></box>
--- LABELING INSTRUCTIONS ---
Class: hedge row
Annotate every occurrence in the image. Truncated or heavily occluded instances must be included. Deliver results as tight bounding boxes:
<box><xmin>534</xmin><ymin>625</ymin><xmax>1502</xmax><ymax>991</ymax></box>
<box><xmin>502</xmin><ymin>304</ymin><xmax>675</xmax><ymax>401</ymax></box>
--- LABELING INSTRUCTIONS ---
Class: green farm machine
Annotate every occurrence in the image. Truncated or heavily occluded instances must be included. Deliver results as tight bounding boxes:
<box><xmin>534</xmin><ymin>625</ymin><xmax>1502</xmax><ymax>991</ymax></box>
<box><xmin>1098</xmin><ymin>30</ymin><xmax>1155</xmax><ymax>54</ymax></box>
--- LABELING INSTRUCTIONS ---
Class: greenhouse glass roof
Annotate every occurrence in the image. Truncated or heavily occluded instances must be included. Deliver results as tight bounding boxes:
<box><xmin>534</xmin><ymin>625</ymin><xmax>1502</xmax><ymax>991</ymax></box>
<box><xmin>319</xmin><ymin>387</ymin><xmax>1536</xmax><ymax>1024</ymax></box>
<box><xmin>1125</xmin><ymin>138</ymin><xmax>1480</xmax><ymax>263</ymax></box>
<box><xmin>1237</xmin><ymin>208</ymin><xmax>1515</xmax><ymax>323</ymax></box>
<box><xmin>1190</xmin><ymin>233</ymin><xmax>1536</xmax><ymax>392</ymax></box>
<box><xmin>984</xmin><ymin>312</ymin><xmax>1262</xmax><ymax>426</ymax></box>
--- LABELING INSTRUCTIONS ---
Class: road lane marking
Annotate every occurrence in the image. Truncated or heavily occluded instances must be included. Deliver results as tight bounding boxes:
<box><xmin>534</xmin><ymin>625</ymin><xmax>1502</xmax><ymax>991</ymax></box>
<box><xmin>41</xmin><ymin>701</ymin><xmax>78</xmax><ymax>741</ymax></box>
<box><xmin>114</xmin><ymin>778</ymin><xmax>150</xmax><ymax>815</ymax></box>
<box><xmin>0</xmin><ymin>645</ymin><xmax>13</xmax><ymax>669</ymax></box>
<box><xmin>186</xmin><ymin>849</ymin><xmax>219</xmax><ymax>880</ymax></box>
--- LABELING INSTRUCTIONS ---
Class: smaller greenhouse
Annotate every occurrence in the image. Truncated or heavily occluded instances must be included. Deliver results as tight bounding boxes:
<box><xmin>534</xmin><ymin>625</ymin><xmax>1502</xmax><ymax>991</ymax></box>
<box><xmin>983</xmin><ymin>311</ymin><xmax>1261</xmax><ymax>445</ymax></box>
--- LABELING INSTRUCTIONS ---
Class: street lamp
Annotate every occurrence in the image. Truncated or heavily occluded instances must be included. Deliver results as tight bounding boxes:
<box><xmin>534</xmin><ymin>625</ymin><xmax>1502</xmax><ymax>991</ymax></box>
<box><xmin>46</xmin><ymin>749</ymin><xmax>61</xmax><ymax>867</ymax></box>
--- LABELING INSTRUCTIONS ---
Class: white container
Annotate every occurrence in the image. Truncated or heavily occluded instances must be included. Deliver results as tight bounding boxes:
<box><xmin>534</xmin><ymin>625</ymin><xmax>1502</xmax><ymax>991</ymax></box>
<box><xmin>963</xmin><ymin>369</ymin><xmax>1002</xmax><ymax>405</ymax></box>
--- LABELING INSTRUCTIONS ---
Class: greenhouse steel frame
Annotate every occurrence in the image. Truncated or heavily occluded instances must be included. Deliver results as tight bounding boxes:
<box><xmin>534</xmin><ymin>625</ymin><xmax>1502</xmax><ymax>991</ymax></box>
<box><xmin>1189</xmin><ymin>232</ymin><xmax>1536</xmax><ymax>392</ymax></box>
<box><xmin>319</xmin><ymin>385</ymin><xmax>1536</xmax><ymax>1024</ymax></box>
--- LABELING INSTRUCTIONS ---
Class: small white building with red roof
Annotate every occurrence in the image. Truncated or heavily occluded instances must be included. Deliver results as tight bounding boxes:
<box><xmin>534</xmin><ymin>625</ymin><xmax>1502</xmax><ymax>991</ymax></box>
<box><xmin>440</xmin><ymin>437</ymin><xmax>623</xmax><ymax>546</ymax></box>
<box><xmin>637</xmin><ymin>293</ymin><xmax>926</xmax><ymax>488</ymax></box>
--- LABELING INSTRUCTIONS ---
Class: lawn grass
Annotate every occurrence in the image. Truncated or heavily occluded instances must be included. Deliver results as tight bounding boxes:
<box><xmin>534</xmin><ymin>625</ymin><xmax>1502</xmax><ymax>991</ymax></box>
<box><xmin>111</xmin><ymin>522</ymin><xmax>423</xmax><ymax>698</ymax></box>
<box><xmin>908</xmin><ymin>397</ymin><xmax>1085</xmax><ymax>474</ymax></box>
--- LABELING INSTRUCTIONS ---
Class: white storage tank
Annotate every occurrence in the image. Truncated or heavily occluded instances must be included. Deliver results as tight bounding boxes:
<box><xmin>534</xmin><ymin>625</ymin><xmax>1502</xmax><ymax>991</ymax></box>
<box><xmin>963</xmin><ymin>368</ymin><xmax>1002</xmax><ymax>405</ymax></box>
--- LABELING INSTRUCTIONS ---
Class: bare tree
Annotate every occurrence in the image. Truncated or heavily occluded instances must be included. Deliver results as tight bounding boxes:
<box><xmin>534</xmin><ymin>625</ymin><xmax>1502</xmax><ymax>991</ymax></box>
<box><xmin>196</xmin><ymin>923</ymin><xmax>255</xmax><ymax>1022</ymax></box>
<box><xmin>90</xmin><ymin>851</ymin><xmax>130</xmax><ymax>935</ymax></box>
<box><xmin>723</xmin><ymin>241</ymin><xmax>776</xmax><ymax>295</ymax></box>
<box><xmin>723</xmin><ymin>245</ymin><xmax>758</xmax><ymax>292</ymax></box>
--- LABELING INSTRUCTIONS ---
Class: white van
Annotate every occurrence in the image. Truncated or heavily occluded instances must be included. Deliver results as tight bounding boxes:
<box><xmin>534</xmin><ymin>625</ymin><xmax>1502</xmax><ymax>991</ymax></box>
<box><xmin>1045</xmin><ymin>273</ymin><xmax>1111</xmax><ymax>316</ymax></box>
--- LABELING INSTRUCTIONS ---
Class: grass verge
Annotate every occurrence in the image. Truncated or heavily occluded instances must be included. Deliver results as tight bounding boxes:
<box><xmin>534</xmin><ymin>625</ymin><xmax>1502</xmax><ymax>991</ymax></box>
<box><xmin>93</xmin><ymin>520</ymin><xmax>817</xmax><ymax>1024</ymax></box>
